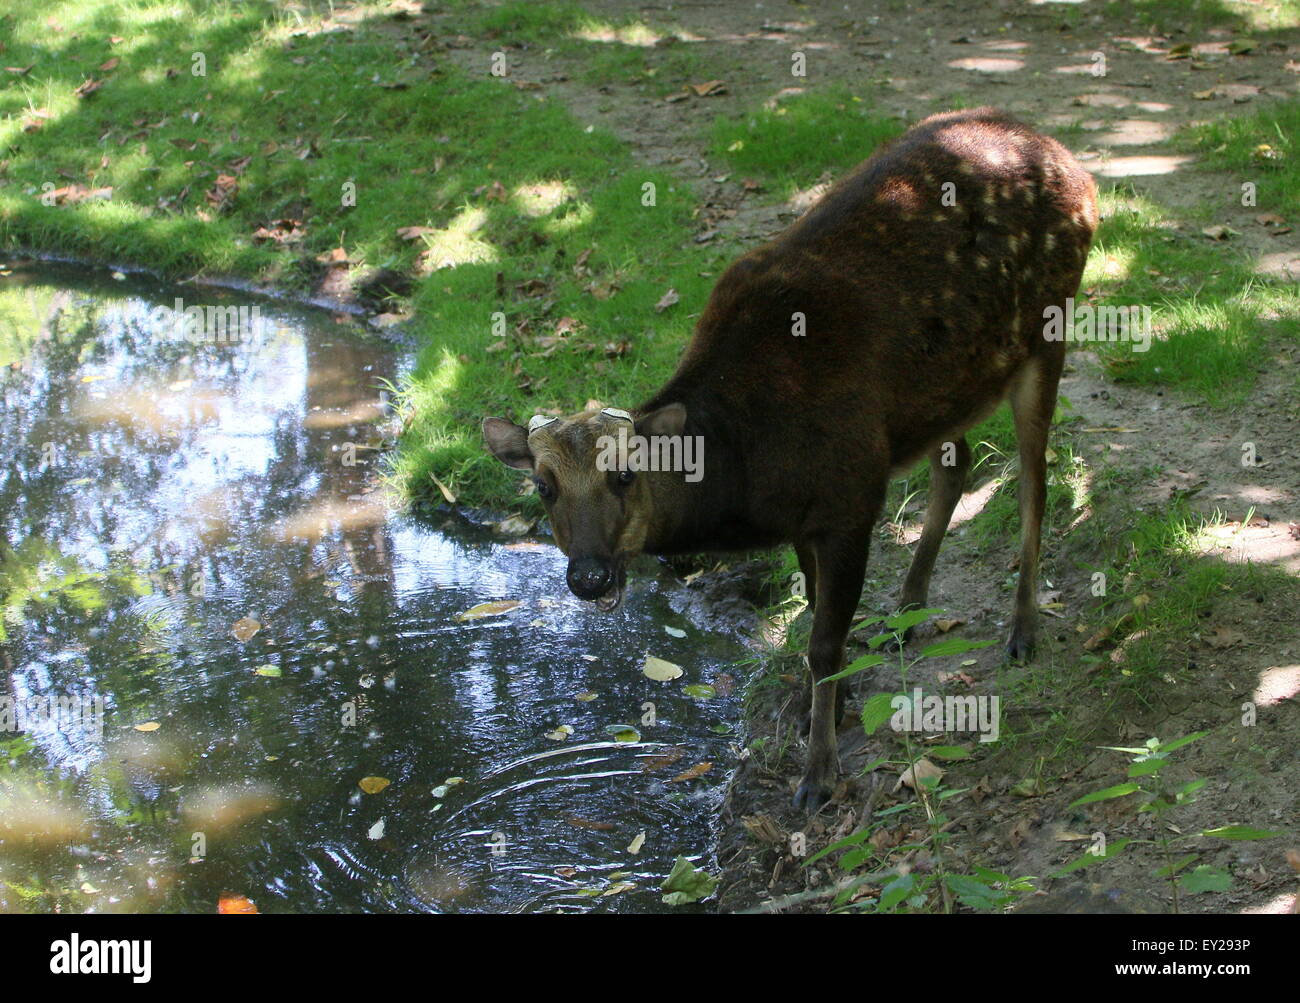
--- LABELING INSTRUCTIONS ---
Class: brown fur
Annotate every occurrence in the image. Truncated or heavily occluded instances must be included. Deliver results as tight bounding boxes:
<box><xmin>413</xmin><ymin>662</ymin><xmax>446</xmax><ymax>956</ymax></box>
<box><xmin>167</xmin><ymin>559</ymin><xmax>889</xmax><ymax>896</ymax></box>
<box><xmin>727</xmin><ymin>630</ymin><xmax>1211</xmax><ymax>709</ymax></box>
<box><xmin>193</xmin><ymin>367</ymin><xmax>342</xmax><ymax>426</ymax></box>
<box><xmin>484</xmin><ymin>108</ymin><xmax>1098</xmax><ymax>812</ymax></box>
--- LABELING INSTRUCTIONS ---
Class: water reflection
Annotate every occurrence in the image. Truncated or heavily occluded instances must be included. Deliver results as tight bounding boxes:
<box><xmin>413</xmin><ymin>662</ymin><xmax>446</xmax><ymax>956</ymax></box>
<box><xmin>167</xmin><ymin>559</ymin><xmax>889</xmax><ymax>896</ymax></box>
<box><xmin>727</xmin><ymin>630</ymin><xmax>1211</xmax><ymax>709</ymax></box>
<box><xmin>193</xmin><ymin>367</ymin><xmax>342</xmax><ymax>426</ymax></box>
<box><xmin>0</xmin><ymin>262</ymin><xmax>744</xmax><ymax>913</ymax></box>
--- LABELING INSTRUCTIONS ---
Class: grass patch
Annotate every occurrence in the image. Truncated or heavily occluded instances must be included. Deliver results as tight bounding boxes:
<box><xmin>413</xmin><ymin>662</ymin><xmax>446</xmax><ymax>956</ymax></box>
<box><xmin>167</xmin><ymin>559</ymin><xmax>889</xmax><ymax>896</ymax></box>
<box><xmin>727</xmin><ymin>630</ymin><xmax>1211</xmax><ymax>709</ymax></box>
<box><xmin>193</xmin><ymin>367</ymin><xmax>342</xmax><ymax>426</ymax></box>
<box><xmin>1184</xmin><ymin>96</ymin><xmax>1300</xmax><ymax>209</ymax></box>
<box><xmin>1102</xmin><ymin>0</ymin><xmax>1300</xmax><ymax>32</ymax></box>
<box><xmin>1079</xmin><ymin>505</ymin><xmax>1297</xmax><ymax>694</ymax></box>
<box><xmin>1084</xmin><ymin>186</ymin><xmax>1297</xmax><ymax>404</ymax></box>
<box><xmin>712</xmin><ymin>87</ymin><xmax>904</xmax><ymax>191</ymax></box>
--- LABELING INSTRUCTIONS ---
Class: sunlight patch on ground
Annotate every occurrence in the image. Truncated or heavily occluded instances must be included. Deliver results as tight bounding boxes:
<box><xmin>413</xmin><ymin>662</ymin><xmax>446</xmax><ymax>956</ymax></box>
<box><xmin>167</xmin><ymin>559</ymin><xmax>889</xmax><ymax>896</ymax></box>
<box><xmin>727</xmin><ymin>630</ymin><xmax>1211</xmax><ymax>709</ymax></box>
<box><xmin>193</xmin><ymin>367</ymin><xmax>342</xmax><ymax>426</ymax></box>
<box><xmin>512</xmin><ymin>181</ymin><xmax>577</xmax><ymax>218</ymax></box>
<box><xmin>948</xmin><ymin>57</ymin><xmax>1024</xmax><ymax>73</ymax></box>
<box><xmin>1253</xmin><ymin>663</ymin><xmax>1300</xmax><ymax>707</ymax></box>
<box><xmin>1082</xmin><ymin>154</ymin><xmax>1194</xmax><ymax>177</ymax></box>
<box><xmin>417</xmin><ymin>207</ymin><xmax>498</xmax><ymax>272</ymax></box>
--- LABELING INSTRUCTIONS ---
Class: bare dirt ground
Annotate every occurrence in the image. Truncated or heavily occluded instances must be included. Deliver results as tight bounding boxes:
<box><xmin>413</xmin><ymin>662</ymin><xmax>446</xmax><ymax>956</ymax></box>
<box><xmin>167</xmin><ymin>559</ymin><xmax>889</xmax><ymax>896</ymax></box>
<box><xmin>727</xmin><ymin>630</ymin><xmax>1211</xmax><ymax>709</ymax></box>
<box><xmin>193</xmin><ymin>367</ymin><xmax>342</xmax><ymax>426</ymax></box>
<box><xmin>418</xmin><ymin>0</ymin><xmax>1300</xmax><ymax>912</ymax></box>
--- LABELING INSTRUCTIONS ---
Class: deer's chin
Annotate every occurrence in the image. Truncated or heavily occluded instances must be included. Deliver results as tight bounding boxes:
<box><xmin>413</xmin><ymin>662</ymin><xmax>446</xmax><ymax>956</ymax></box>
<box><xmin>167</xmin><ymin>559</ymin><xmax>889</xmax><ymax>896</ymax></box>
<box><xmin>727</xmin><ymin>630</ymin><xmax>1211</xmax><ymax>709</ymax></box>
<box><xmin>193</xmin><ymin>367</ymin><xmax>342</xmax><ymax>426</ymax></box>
<box><xmin>594</xmin><ymin>583</ymin><xmax>624</xmax><ymax>613</ymax></box>
<box><xmin>592</xmin><ymin>562</ymin><xmax>628</xmax><ymax>613</ymax></box>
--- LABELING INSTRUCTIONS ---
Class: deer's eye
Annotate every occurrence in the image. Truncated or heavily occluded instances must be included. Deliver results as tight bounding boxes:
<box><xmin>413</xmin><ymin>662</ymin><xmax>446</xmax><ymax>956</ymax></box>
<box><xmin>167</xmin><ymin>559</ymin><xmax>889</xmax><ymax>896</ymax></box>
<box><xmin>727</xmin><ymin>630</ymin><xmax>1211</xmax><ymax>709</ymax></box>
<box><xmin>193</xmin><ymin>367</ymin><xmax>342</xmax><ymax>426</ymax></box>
<box><xmin>617</xmin><ymin>470</ymin><xmax>635</xmax><ymax>486</ymax></box>
<box><xmin>535</xmin><ymin>479</ymin><xmax>554</xmax><ymax>500</ymax></box>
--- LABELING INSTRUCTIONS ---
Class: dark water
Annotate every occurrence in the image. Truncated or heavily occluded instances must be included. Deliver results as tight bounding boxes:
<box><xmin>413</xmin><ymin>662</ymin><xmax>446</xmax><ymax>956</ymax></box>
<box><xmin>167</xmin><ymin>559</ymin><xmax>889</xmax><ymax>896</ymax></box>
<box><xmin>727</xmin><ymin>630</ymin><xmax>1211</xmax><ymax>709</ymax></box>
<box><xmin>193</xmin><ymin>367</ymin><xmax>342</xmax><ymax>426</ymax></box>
<box><xmin>0</xmin><ymin>261</ymin><xmax>748</xmax><ymax>913</ymax></box>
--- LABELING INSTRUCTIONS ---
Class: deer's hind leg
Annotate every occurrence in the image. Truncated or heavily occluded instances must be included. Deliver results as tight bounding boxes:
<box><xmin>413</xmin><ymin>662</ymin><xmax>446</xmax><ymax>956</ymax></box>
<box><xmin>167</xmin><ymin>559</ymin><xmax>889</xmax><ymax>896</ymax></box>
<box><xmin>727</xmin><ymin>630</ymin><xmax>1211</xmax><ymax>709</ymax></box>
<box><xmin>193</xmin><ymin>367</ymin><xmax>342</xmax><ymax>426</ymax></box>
<box><xmin>1006</xmin><ymin>346</ymin><xmax>1065</xmax><ymax>661</ymax></box>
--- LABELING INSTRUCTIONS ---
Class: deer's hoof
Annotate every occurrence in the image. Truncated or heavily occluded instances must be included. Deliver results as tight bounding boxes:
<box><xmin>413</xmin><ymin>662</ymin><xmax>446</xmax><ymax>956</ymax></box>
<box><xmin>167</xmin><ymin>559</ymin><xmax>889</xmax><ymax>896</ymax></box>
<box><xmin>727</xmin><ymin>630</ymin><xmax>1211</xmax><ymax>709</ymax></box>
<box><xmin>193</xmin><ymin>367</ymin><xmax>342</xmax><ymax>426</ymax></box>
<box><xmin>792</xmin><ymin>775</ymin><xmax>834</xmax><ymax>814</ymax></box>
<box><xmin>1006</xmin><ymin>625</ymin><xmax>1036</xmax><ymax>662</ymax></box>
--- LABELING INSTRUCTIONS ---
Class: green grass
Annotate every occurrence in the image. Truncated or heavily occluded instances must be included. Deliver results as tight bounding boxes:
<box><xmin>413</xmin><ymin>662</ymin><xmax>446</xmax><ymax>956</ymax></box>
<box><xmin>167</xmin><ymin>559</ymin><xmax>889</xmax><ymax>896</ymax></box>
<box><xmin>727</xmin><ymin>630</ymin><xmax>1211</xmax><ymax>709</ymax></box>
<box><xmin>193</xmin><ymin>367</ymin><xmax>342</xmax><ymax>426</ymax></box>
<box><xmin>1084</xmin><ymin>185</ymin><xmax>1298</xmax><ymax>405</ymax></box>
<box><xmin>1102</xmin><ymin>0</ymin><xmax>1300</xmax><ymax>32</ymax></box>
<box><xmin>712</xmin><ymin>87</ymin><xmax>904</xmax><ymax>191</ymax></box>
<box><xmin>1185</xmin><ymin>95</ymin><xmax>1300</xmax><ymax>210</ymax></box>
<box><xmin>1080</xmin><ymin>505</ymin><xmax>1298</xmax><ymax>692</ymax></box>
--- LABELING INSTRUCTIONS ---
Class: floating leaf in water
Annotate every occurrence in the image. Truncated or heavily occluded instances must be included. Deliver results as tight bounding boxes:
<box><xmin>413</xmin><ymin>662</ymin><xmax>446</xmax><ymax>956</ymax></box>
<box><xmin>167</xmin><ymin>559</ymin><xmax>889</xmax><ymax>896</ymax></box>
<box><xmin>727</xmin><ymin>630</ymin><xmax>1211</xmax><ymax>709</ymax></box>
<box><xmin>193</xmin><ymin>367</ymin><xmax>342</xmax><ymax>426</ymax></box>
<box><xmin>668</xmin><ymin>761</ymin><xmax>712</xmax><ymax>783</ymax></box>
<box><xmin>254</xmin><ymin>664</ymin><xmax>281</xmax><ymax>677</ymax></box>
<box><xmin>640</xmin><ymin>747</ymin><xmax>686</xmax><ymax>773</ymax></box>
<box><xmin>566</xmin><ymin>816</ymin><xmax>615</xmax><ymax>831</ymax></box>
<box><xmin>231</xmin><ymin>616</ymin><xmax>261</xmax><ymax>641</ymax></box>
<box><xmin>606</xmin><ymin>724</ymin><xmax>641</xmax><ymax>742</ymax></box>
<box><xmin>627</xmin><ymin>831</ymin><xmax>646</xmax><ymax>855</ymax></box>
<box><xmin>642</xmin><ymin>655</ymin><xmax>683</xmax><ymax>681</ymax></box>
<box><xmin>683</xmin><ymin>684</ymin><xmax>716</xmax><ymax>700</ymax></box>
<box><xmin>575</xmin><ymin>690</ymin><xmax>598</xmax><ymax>702</ymax></box>
<box><xmin>431</xmin><ymin>785</ymin><xmax>450</xmax><ymax>798</ymax></box>
<box><xmin>367</xmin><ymin>818</ymin><xmax>385</xmax><ymax>840</ymax></box>
<box><xmin>546</xmin><ymin>724</ymin><xmax>575</xmax><ymax>741</ymax></box>
<box><xmin>134</xmin><ymin>722</ymin><xmax>161</xmax><ymax>732</ymax></box>
<box><xmin>217</xmin><ymin>894</ymin><xmax>259</xmax><ymax>914</ymax></box>
<box><xmin>660</xmin><ymin>856</ymin><xmax>718</xmax><ymax>905</ymax></box>
<box><xmin>664</xmin><ymin>625</ymin><xmax>686</xmax><ymax>638</ymax></box>
<box><xmin>454</xmin><ymin>600</ymin><xmax>521</xmax><ymax>622</ymax></box>
<box><xmin>603</xmin><ymin>881</ymin><xmax>637</xmax><ymax>896</ymax></box>
<box><xmin>358</xmin><ymin>776</ymin><xmax>390</xmax><ymax>795</ymax></box>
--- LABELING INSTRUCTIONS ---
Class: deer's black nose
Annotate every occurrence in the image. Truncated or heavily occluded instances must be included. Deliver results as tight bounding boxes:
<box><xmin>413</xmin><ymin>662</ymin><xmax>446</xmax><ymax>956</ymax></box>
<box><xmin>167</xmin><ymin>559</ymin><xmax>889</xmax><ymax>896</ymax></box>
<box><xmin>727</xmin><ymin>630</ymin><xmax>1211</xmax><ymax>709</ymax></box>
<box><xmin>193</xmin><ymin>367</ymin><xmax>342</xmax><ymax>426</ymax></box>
<box><xmin>567</xmin><ymin>558</ymin><xmax>612</xmax><ymax>599</ymax></box>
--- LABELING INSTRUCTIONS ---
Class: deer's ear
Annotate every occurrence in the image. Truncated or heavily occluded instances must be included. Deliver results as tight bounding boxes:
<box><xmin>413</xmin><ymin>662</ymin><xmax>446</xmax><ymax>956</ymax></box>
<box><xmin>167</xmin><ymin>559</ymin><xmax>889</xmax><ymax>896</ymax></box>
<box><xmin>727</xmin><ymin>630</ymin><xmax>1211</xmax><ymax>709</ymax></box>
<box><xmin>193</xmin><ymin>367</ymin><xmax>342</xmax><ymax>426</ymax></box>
<box><xmin>636</xmin><ymin>402</ymin><xmax>687</xmax><ymax>439</ymax></box>
<box><xmin>482</xmin><ymin>417</ymin><xmax>534</xmax><ymax>470</ymax></box>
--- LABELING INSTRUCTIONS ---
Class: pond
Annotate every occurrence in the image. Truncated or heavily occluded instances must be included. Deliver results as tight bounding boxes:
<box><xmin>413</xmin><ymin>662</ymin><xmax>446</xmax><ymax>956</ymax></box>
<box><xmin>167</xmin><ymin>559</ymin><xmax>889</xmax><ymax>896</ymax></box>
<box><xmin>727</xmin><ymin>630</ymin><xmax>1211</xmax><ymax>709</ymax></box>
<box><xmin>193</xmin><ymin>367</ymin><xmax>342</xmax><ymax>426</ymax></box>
<box><xmin>0</xmin><ymin>260</ymin><xmax>749</xmax><ymax>913</ymax></box>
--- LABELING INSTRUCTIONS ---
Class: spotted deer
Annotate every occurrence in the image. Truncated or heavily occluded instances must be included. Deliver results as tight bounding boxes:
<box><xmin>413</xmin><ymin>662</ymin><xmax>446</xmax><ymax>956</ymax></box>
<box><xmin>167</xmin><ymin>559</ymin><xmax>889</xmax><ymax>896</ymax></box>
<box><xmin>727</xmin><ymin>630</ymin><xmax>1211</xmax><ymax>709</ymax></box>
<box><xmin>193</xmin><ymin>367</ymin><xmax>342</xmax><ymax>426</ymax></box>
<box><xmin>484</xmin><ymin>108</ymin><xmax>1098</xmax><ymax>812</ymax></box>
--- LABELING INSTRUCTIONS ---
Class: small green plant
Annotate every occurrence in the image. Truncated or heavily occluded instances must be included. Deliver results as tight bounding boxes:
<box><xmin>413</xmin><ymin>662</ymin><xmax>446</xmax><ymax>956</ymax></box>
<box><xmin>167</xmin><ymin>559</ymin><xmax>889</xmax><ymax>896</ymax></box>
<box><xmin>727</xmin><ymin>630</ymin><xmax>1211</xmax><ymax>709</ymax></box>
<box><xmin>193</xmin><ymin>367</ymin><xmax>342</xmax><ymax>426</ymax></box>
<box><xmin>804</xmin><ymin>609</ymin><xmax>1035</xmax><ymax>913</ymax></box>
<box><xmin>1057</xmin><ymin>732</ymin><xmax>1283</xmax><ymax>913</ymax></box>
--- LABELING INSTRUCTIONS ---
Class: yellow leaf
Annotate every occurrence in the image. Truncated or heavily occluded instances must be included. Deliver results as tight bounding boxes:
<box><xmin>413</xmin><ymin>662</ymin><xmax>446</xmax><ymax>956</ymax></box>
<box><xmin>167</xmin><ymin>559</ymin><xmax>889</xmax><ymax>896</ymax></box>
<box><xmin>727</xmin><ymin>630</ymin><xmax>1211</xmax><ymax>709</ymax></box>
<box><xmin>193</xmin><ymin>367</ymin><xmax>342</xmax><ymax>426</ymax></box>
<box><xmin>134</xmin><ymin>722</ymin><xmax>161</xmax><ymax>732</ymax></box>
<box><xmin>431</xmin><ymin>473</ymin><xmax>457</xmax><ymax>504</ymax></box>
<box><xmin>642</xmin><ymin>655</ymin><xmax>683</xmax><ymax>681</ymax></box>
<box><xmin>358</xmin><ymin>776</ymin><xmax>391</xmax><ymax>795</ymax></box>
<box><xmin>454</xmin><ymin>600</ymin><xmax>521</xmax><ymax>622</ymax></box>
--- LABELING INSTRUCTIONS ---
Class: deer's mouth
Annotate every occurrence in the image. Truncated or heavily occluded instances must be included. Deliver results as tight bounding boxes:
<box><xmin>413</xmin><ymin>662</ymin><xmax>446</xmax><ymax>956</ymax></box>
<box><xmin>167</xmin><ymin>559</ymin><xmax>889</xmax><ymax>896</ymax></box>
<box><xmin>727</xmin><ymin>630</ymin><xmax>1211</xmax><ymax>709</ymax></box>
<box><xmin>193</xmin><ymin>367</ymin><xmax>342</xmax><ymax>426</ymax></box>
<box><xmin>592</xmin><ymin>563</ymin><xmax>627</xmax><ymax>613</ymax></box>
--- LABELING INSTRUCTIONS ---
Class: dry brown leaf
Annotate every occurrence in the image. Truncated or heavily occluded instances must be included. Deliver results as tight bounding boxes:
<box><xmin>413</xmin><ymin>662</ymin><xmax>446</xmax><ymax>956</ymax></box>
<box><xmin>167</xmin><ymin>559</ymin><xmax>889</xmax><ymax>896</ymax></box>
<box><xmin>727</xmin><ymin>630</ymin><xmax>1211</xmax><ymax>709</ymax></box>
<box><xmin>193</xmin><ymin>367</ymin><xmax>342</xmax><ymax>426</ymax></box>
<box><xmin>231</xmin><ymin>616</ymin><xmax>261</xmax><ymax>641</ymax></box>
<box><xmin>667</xmin><ymin>761</ymin><xmax>712</xmax><ymax>783</ymax></box>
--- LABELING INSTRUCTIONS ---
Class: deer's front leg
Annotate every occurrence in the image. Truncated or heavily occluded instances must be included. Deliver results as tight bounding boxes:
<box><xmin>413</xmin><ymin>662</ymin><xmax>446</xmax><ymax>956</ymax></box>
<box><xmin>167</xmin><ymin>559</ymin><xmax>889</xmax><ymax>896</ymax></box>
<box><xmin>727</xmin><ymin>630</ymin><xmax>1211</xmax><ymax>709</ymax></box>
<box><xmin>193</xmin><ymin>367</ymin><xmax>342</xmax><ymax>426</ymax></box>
<box><xmin>792</xmin><ymin>531</ymin><xmax>871</xmax><ymax>814</ymax></box>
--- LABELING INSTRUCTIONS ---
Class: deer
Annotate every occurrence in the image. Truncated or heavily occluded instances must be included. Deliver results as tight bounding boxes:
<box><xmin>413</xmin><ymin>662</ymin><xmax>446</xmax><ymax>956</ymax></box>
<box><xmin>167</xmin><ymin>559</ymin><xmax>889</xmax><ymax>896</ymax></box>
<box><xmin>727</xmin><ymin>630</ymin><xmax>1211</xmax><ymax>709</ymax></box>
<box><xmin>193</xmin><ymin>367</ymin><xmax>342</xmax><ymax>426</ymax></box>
<box><xmin>483</xmin><ymin>108</ymin><xmax>1098</xmax><ymax>812</ymax></box>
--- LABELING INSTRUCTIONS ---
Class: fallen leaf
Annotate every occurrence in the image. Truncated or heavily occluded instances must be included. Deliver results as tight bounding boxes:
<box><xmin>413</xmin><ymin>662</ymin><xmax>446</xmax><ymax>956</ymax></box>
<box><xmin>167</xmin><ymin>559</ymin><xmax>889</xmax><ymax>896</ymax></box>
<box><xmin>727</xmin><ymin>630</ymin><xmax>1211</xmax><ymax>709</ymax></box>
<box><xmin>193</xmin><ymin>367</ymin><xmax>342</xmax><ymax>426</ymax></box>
<box><xmin>253</xmin><ymin>664</ymin><xmax>281</xmax><ymax>677</ymax></box>
<box><xmin>1205</xmin><ymin>626</ymin><xmax>1245</xmax><ymax>649</ymax></box>
<box><xmin>654</xmin><ymin>288</ymin><xmax>680</xmax><ymax>313</ymax></box>
<box><xmin>545</xmin><ymin>724</ymin><xmax>575</xmax><ymax>741</ymax></box>
<box><xmin>667</xmin><ymin>761</ymin><xmax>712</xmax><ymax>783</ymax></box>
<box><xmin>1202</xmin><ymin>225</ymin><xmax>1239</xmax><ymax>240</ymax></box>
<box><xmin>217</xmin><ymin>895</ymin><xmax>259</xmax><ymax>914</ymax></box>
<box><xmin>358</xmin><ymin>776</ymin><xmax>391</xmax><ymax>795</ymax></box>
<box><xmin>566</xmin><ymin>816</ymin><xmax>615</xmax><ymax>831</ymax></box>
<box><xmin>430</xmin><ymin>473</ymin><xmax>456</xmax><ymax>504</ymax></box>
<box><xmin>935</xmin><ymin>618</ymin><xmax>965</xmax><ymax>633</ymax></box>
<box><xmin>367</xmin><ymin>818</ymin><xmax>385</xmax><ymax>840</ymax></box>
<box><xmin>454</xmin><ymin>600</ymin><xmax>521</xmax><ymax>621</ymax></box>
<box><xmin>134</xmin><ymin>722</ymin><xmax>161</xmax><ymax>732</ymax></box>
<box><xmin>689</xmin><ymin>80</ymin><xmax>727</xmax><ymax>97</ymax></box>
<box><xmin>627</xmin><ymin>831</ymin><xmax>646</xmax><ymax>854</ymax></box>
<box><xmin>895</xmin><ymin>758</ymin><xmax>944</xmax><ymax>792</ymax></box>
<box><xmin>640</xmin><ymin>747</ymin><xmax>686</xmax><ymax>772</ymax></box>
<box><xmin>642</xmin><ymin>655</ymin><xmax>684</xmax><ymax>681</ymax></box>
<box><xmin>231</xmin><ymin>617</ymin><xmax>261</xmax><ymax>641</ymax></box>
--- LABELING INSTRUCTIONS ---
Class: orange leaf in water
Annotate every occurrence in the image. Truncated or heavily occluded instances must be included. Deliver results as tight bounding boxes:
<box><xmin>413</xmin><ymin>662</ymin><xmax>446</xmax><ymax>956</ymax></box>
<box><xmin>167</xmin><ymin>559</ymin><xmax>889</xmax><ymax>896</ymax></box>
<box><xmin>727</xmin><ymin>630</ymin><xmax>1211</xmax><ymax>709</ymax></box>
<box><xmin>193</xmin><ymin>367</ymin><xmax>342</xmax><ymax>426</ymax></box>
<box><xmin>217</xmin><ymin>894</ymin><xmax>259</xmax><ymax>914</ymax></box>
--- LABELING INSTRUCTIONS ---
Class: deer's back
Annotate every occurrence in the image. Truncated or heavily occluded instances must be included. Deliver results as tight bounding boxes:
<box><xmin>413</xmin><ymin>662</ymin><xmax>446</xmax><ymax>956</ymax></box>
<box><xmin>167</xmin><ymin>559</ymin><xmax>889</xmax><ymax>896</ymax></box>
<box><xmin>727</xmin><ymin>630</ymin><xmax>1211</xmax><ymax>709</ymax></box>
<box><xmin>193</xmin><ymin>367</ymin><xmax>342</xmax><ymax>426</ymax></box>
<box><xmin>674</xmin><ymin>108</ymin><xmax>1097</xmax><ymax>471</ymax></box>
